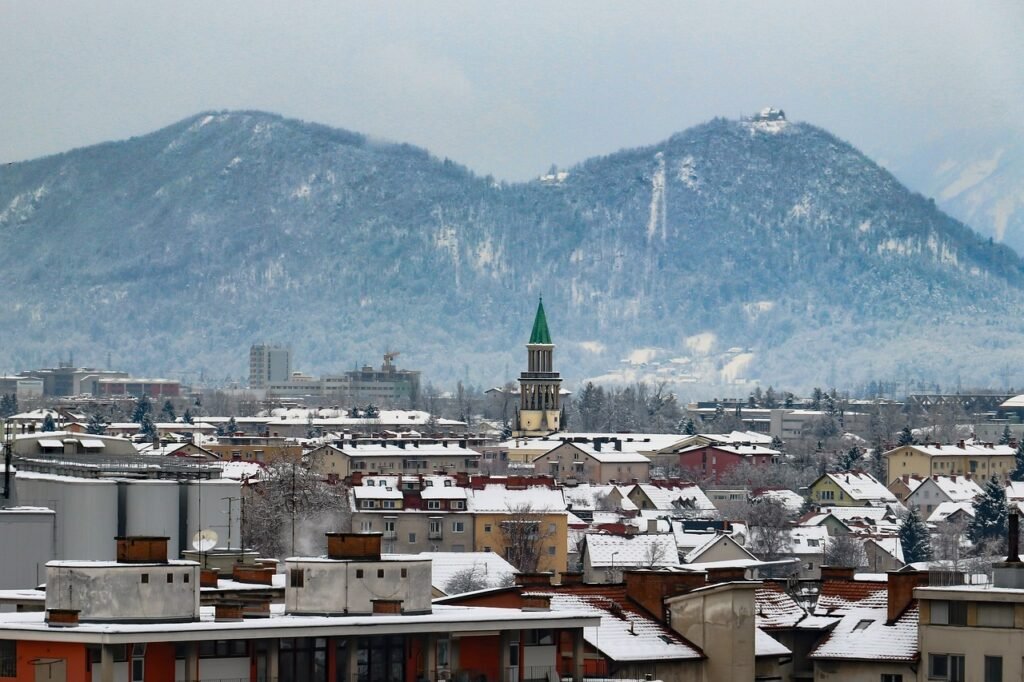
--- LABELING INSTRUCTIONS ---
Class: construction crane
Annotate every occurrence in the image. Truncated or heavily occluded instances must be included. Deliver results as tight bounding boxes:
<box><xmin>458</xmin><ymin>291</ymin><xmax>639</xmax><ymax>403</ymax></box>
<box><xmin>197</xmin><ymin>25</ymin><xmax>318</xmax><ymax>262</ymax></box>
<box><xmin>382</xmin><ymin>351</ymin><xmax>400</xmax><ymax>372</ymax></box>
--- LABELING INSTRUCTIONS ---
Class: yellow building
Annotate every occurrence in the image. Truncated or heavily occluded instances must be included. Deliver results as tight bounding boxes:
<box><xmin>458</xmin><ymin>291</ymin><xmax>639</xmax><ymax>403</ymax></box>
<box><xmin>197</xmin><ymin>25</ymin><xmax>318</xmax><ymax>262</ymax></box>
<box><xmin>469</xmin><ymin>484</ymin><xmax>568</xmax><ymax>576</ymax></box>
<box><xmin>807</xmin><ymin>471</ymin><xmax>896</xmax><ymax>507</ymax></box>
<box><xmin>884</xmin><ymin>442</ymin><xmax>1015</xmax><ymax>485</ymax></box>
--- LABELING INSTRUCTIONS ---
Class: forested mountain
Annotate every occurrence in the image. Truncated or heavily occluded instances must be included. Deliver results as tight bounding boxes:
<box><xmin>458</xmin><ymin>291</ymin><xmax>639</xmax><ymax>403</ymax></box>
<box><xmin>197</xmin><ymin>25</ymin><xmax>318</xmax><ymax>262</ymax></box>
<box><xmin>1</xmin><ymin>110</ymin><xmax>1023</xmax><ymax>390</ymax></box>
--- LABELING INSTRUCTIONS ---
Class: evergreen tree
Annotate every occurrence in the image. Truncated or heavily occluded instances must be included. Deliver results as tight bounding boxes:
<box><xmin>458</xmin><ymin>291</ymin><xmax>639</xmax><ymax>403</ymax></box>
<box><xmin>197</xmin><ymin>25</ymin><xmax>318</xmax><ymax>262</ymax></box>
<box><xmin>837</xmin><ymin>446</ymin><xmax>862</xmax><ymax>471</ymax></box>
<box><xmin>225</xmin><ymin>416</ymin><xmax>238</xmax><ymax>437</ymax></box>
<box><xmin>896</xmin><ymin>425</ymin><xmax>915</xmax><ymax>447</ymax></box>
<box><xmin>0</xmin><ymin>394</ymin><xmax>17</xmax><ymax>418</ymax></box>
<box><xmin>182</xmin><ymin>409</ymin><xmax>194</xmax><ymax>424</ymax></box>
<box><xmin>41</xmin><ymin>413</ymin><xmax>57</xmax><ymax>432</ymax></box>
<box><xmin>160</xmin><ymin>399</ymin><xmax>176</xmax><ymax>423</ymax></box>
<box><xmin>770</xmin><ymin>435</ymin><xmax>785</xmax><ymax>452</ymax></box>
<box><xmin>139</xmin><ymin>413</ymin><xmax>157</xmax><ymax>441</ymax></box>
<box><xmin>1000</xmin><ymin>424</ymin><xmax>1013</xmax><ymax>445</ymax></box>
<box><xmin>810</xmin><ymin>387</ymin><xmax>823</xmax><ymax>410</ymax></box>
<box><xmin>899</xmin><ymin>507</ymin><xmax>933</xmax><ymax>564</ymax></box>
<box><xmin>783</xmin><ymin>393</ymin><xmax>795</xmax><ymax>409</ymax></box>
<box><xmin>763</xmin><ymin>386</ymin><xmax>778</xmax><ymax>409</ymax></box>
<box><xmin>1011</xmin><ymin>439</ymin><xmax>1024</xmax><ymax>483</ymax></box>
<box><xmin>678</xmin><ymin>418</ymin><xmax>697</xmax><ymax>435</ymax></box>
<box><xmin>969</xmin><ymin>476</ymin><xmax>1009</xmax><ymax>546</ymax></box>
<box><xmin>86</xmin><ymin>412</ymin><xmax>108</xmax><ymax>435</ymax></box>
<box><xmin>132</xmin><ymin>395</ymin><xmax>152</xmax><ymax>424</ymax></box>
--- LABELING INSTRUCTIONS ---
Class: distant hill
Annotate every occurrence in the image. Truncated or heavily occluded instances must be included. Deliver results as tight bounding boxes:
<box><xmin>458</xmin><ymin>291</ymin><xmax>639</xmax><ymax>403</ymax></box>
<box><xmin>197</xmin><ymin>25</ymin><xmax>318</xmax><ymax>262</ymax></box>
<box><xmin>2</xmin><ymin>109</ymin><xmax>1023</xmax><ymax>392</ymax></box>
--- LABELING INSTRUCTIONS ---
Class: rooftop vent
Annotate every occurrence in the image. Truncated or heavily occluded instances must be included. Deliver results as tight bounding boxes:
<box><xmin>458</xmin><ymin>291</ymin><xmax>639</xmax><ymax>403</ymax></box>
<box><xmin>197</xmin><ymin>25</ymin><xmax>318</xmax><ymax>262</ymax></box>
<box><xmin>116</xmin><ymin>536</ymin><xmax>169</xmax><ymax>564</ymax></box>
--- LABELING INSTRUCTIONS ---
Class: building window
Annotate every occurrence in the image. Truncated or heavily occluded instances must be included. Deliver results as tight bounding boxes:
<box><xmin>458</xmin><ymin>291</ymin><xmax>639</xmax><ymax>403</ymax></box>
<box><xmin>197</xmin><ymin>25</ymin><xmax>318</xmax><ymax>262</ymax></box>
<box><xmin>984</xmin><ymin>656</ymin><xmax>1002</xmax><ymax>682</ymax></box>
<box><xmin>290</xmin><ymin>568</ymin><xmax>304</xmax><ymax>588</ymax></box>
<box><xmin>451</xmin><ymin>500</ymin><xmax>465</xmax><ymax>510</ymax></box>
<box><xmin>131</xmin><ymin>645</ymin><xmax>145</xmax><ymax>682</ymax></box>
<box><xmin>383</xmin><ymin>500</ymin><xmax>396</xmax><ymax>509</ymax></box>
<box><xmin>978</xmin><ymin>603</ymin><xmax>1014</xmax><ymax>628</ymax></box>
<box><xmin>929</xmin><ymin>653</ymin><xmax>965</xmax><ymax>681</ymax></box>
<box><xmin>881</xmin><ymin>675</ymin><xmax>903</xmax><ymax>682</ymax></box>
<box><xmin>408</xmin><ymin>532</ymin><xmax>417</xmax><ymax>543</ymax></box>
<box><xmin>484</xmin><ymin>524</ymin><xmax>492</xmax><ymax>533</ymax></box>
<box><xmin>377</xmin><ymin>569</ymin><xmax>384</xmax><ymax>578</ymax></box>
<box><xmin>141</xmin><ymin>573</ymin><xmax>149</xmax><ymax>584</ymax></box>
<box><xmin>930</xmin><ymin>601</ymin><xmax>967</xmax><ymax>626</ymax></box>
<box><xmin>166</xmin><ymin>573</ymin><xmax>174</xmax><ymax>583</ymax></box>
<box><xmin>452</xmin><ymin>521</ymin><xmax>465</xmax><ymax>533</ymax></box>
<box><xmin>356</xmin><ymin>569</ymin><xmax>364</xmax><ymax>579</ymax></box>
<box><xmin>0</xmin><ymin>640</ymin><xmax>16</xmax><ymax>677</ymax></box>
<box><xmin>429</xmin><ymin>520</ymin><xmax>442</xmax><ymax>539</ymax></box>
<box><xmin>360</xmin><ymin>521</ymin><xmax>373</xmax><ymax>532</ymax></box>
<box><xmin>427</xmin><ymin>500</ymin><xmax>441</xmax><ymax>510</ymax></box>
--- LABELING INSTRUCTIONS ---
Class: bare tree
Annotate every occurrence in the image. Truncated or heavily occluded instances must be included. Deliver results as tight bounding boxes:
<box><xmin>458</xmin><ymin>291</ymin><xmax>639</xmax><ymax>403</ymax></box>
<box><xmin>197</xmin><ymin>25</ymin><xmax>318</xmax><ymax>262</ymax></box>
<box><xmin>644</xmin><ymin>537</ymin><xmax>669</xmax><ymax>567</ymax></box>
<box><xmin>727</xmin><ymin>496</ymin><xmax>794</xmax><ymax>573</ymax></box>
<box><xmin>443</xmin><ymin>566</ymin><xmax>515</xmax><ymax>596</ymax></box>
<box><xmin>499</xmin><ymin>503</ymin><xmax>557</xmax><ymax>573</ymax></box>
<box><xmin>242</xmin><ymin>458</ymin><xmax>351</xmax><ymax>559</ymax></box>
<box><xmin>824</xmin><ymin>533</ymin><xmax>867</xmax><ymax>568</ymax></box>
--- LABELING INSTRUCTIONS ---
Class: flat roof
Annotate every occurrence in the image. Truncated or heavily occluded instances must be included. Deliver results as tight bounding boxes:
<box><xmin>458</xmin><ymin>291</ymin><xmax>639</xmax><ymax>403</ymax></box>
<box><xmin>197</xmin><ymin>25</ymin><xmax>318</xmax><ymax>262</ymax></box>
<box><xmin>0</xmin><ymin>604</ymin><xmax>600</xmax><ymax>644</ymax></box>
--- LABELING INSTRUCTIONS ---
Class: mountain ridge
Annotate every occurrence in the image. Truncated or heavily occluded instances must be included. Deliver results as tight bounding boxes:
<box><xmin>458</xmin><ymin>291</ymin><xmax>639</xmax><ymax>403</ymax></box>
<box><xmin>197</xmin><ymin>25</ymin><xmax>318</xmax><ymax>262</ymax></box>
<box><xmin>2</xmin><ymin>109</ymin><xmax>1023</xmax><ymax>392</ymax></box>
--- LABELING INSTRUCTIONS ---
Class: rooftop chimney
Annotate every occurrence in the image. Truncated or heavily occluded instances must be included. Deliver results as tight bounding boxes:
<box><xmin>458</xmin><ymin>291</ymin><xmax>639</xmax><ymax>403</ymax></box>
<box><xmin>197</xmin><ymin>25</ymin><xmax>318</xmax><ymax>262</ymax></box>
<box><xmin>326</xmin><ymin>532</ymin><xmax>382</xmax><ymax>561</ymax></box>
<box><xmin>820</xmin><ymin>566</ymin><xmax>856</xmax><ymax>582</ymax></box>
<box><xmin>200</xmin><ymin>568</ymin><xmax>220</xmax><ymax>588</ymax></box>
<box><xmin>1008</xmin><ymin>510</ymin><xmax>1020</xmax><ymax>563</ymax></box>
<box><xmin>116</xmin><ymin>536</ymin><xmax>169</xmax><ymax>564</ymax></box>
<box><xmin>993</xmin><ymin>510</ymin><xmax>1024</xmax><ymax>588</ymax></box>
<box><xmin>214</xmin><ymin>603</ymin><xmax>245</xmax><ymax>622</ymax></box>
<box><xmin>559</xmin><ymin>572</ymin><xmax>584</xmax><ymax>586</ymax></box>
<box><xmin>232</xmin><ymin>565</ymin><xmax>275</xmax><ymax>585</ymax></box>
<box><xmin>521</xmin><ymin>594</ymin><xmax>552</xmax><ymax>611</ymax></box>
<box><xmin>515</xmin><ymin>572</ymin><xmax>555</xmax><ymax>588</ymax></box>
<box><xmin>706</xmin><ymin>566</ymin><xmax>747</xmax><ymax>583</ymax></box>
<box><xmin>624</xmin><ymin>570</ymin><xmax>707</xmax><ymax>622</ymax></box>
<box><xmin>886</xmin><ymin>570</ymin><xmax>928</xmax><ymax>624</ymax></box>
<box><xmin>46</xmin><ymin>609</ymin><xmax>80</xmax><ymax>628</ymax></box>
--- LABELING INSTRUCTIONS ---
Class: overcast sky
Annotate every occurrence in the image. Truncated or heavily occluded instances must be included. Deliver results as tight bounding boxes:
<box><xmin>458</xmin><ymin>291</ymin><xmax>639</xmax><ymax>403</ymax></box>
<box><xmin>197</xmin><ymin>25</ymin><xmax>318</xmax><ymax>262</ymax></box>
<box><xmin>1</xmin><ymin>1</ymin><xmax>1022</xmax><ymax>181</ymax></box>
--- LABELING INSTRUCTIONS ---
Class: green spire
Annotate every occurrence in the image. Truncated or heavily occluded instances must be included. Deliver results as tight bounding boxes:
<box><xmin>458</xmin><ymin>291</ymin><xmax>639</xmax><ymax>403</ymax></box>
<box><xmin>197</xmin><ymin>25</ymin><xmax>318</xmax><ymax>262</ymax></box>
<box><xmin>529</xmin><ymin>297</ymin><xmax>552</xmax><ymax>345</ymax></box>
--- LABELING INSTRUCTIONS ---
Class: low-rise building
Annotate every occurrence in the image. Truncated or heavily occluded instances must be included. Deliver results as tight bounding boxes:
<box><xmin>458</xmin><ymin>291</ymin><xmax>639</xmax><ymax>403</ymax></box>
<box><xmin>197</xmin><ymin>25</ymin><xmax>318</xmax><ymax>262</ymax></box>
<box><xmin>905</xmin><ymin>474</ymin><xmax>982</xmax><ymax>516</ymax></box>
<box><xmin>531</xmin><ymin>441</ymin><xmax>651</xmax><ymax>484</ymax></box>
<box><xmin>808</xmin><ymin>471</ymin><xmax>897</xmax><ymax>507</ymax></box>
<box><xmin>885</xmin><ymin>441</ymin><xmax>1016</xmax><ymax>485</ymax></box>
<box><xmin>673</xmin><ymin>443</ymin><xmax>780</xmax><ymax>483</ymax></box>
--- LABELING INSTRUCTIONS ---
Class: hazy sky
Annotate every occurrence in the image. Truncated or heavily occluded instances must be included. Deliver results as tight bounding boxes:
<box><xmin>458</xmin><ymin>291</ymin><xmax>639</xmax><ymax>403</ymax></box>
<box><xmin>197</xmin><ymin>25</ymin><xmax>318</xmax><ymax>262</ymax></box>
<box><xmin>2</xmin><ymin>1</ymin><xmax>1022</xmax><ymax>181</ymax></box>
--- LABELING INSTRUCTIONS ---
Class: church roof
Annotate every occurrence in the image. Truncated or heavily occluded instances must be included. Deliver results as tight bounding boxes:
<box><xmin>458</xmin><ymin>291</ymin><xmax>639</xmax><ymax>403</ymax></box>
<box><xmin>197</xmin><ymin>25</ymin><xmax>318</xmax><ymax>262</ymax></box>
<box><xmin>529</xmin><ymin>298</ymin><xmax>553</xmax><ymax>345</ymax></box>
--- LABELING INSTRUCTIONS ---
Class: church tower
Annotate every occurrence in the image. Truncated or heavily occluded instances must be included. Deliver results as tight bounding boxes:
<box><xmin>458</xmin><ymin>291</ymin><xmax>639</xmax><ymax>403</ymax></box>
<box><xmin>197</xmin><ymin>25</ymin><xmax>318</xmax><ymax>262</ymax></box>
<box><xmin>515</xmin><ymin>298</ymin><xmax>562</xmax><ymax>436</ymax></box>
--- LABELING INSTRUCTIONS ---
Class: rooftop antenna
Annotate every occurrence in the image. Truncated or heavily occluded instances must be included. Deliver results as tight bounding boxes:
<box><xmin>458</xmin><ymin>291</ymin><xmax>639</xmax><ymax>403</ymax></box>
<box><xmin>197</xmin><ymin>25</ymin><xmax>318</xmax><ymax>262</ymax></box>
<box><xmin>192</xmin><ymin>529</ymin><xmax>218</xmax><ymax>553</ymax></box>
<box><xmin>220</xmin><ymin>496</ymin><xmax>240</xmax><ymax>551</ymax></box>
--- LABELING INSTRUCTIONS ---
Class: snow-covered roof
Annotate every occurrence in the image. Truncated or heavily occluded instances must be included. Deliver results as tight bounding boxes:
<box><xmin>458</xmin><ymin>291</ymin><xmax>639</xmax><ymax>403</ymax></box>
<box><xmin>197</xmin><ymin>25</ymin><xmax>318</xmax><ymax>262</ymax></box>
<box><xmin>809</xmin><ymin>604</ymin><xmax>918</xmax><ymax>662</ymax></box>
<box><xmin>541</xmin><ymin>591</ymin><xmax>702</xmax><ymax>662</ymax></box>
<box><xmin>894</xmin><ymin>443</ymin><xmax>1015</xmax><ymax>457</ymax></box>
<box><xmin>756</xmin><ymin>489</ymin><xmax>804</xmax><ymax>514</ymax></box>
<box><xmin>683</xmin><ymin>533</ymin><xmax>756</xmax><ymax>564</ymax></box>
<box><xmin>215</xmin><ymin>461</ymin><xmax>264</xmax><ymax>481</ymax></box>
<box><xmin>815</xmin><ymin>579</ymin><xmax>887</xmax><ymax>616</ymax></box>
<box><xmin>0</xmin><ymin>602</ymin><xmax>598</xmax><ymax>640</ymax></box>
<box><xmin>755</xmin><ymin>627</ymin><xmax>791</xmax><ymax>657</ymax></box>
<box><xmin>1007</xmin><ymin>481</ymin><xmax>1024</xmax><ymax>501</ymax></box>
<box><xmin>420</xmin><ymin>552</ymin><xmax>517</xmax><ymax>595</ymax></box>
<box><xmin>701</xmin><ymin>431</ymin><xmax>775</xmax><ymax>446</ymax></box>
<box><xmin>468</xmin><ymin>485</ymin><xmax>565</xmax><ymax>513</ymax></box>
<box><xmin>754</xmin><ymin>584</ymin><xmax>809</xmax><ymax>629</ymax></box>
<box><xmin>562</xmin><ymin>484</ymin><xmax>635</xmax><ymax>512</ymax></box>
<box><xmin>353</xmin><ymin>485</ymin><xmax>403</xmax><ymax>500</ymax></box>
<box><xmin>338</xmin><ymin>443</ymin><xmax>480</xmax><ymax>457</ymax></box>
<box><xmin>788</xmin><ymin>526</ymin><xmax>829</xmax><ymax>554</ymax></box>
<box><xmin>911</xmin><ymin>475</ymin><xmax>982</xmax><ymax>503</ymax></box>
<box><xmin>536</xmin><ymin>442</ymin><xmax>651</xmax><ymax>464</ymax></box>
<box><xmin>817</xmin><ymin>472</ymin><xmax>897</xmax><ymax>503</ymax></box>
<box><xmin>867</xmin><ymin>537</ymin><xmax>904</xmax><ymax>563</ymax></box>
<box><xmin>584</xmin><ymin>534</ymin><xmax>680</xmax><ymax>568</ymax></box>
<box><xmin>676</xmin><ymin>443</ymin><xmax>781</xmax><ymax>457</ymax></box>
<box><xmin>631</xmin><ymin>484</ymin><xmax>715</xmax><ymax>512</ymax></box>
<box><xmin>927</xmin><ymin>501</ymin><xmax>975</xmax><ymax>523</ymax></box>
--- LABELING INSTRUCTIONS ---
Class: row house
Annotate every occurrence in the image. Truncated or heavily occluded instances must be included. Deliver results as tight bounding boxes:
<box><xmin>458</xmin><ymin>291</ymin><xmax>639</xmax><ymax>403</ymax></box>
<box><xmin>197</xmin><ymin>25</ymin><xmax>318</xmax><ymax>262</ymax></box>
<box><xmin>672</xmin><ymin>443</ymin><xmax>780</xmax><ymax>483</ymax></box>
<box><xmin>0</xmin><ymin>534</ymin><xmax>597</xmax><ymax>682</ymax></box>
<box><xmin>309</xmin><ymin>441</ymin><xmax>481</xmax><ymax>480</ymax></box>
<box><xmin>885</xmin><ymin>440</ymin><xmax>1016</xmax><ymax>485</ymax></box>
<box><xmin>349</xmin><ymin>477</ymin><xmax>568</xmax><ymax>574</ymax></box>
<box><xmin>532</xmin><ymin>441</ymin><xmax>651</xmax><ymax>485</ymax></box>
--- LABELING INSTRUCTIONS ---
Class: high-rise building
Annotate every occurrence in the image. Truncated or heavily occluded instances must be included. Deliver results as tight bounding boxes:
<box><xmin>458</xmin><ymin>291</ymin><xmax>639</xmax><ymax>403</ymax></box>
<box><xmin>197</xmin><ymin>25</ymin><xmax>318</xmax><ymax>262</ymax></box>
<box><xmin>249</xmin><ymin>344</ymin><xmax>291</xmax><ymax>389</ymax></box>
<box><xmin>514</xmin><ymin>298</ymin><xmax>562</xmax><ymax>436</ymax></box>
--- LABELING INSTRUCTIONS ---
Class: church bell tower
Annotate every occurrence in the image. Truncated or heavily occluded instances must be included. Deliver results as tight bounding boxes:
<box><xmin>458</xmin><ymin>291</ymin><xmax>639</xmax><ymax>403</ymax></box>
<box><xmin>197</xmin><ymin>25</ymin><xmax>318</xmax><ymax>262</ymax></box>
<box><xmin>515</xmin><ymin>297</ymin><xmax>562</xmax><ymax>436</ymax></box>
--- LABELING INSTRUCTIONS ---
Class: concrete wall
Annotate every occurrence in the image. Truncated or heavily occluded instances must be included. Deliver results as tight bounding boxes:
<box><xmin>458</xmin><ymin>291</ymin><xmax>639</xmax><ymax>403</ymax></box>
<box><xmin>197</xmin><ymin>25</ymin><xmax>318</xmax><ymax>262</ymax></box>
<box><xmin>46</xmin><ymin>562</ymin><xmax>200</xmax><ymax>621</ymax></box>
<box><xmin>15</xmin><ymin>474</ymin><xmax>118</xmax><ymax>560</ymax></box>
<box><xmin>0</xmin><ymin>508</ymin><xmax>56</xmax><ymax>588</ymax></box>
<box><xmin>812</xmin><ymin>660</ymin><xmax>915</xmax><ymax>681</ymax></box>
<box><xmin>667</xmin><ymin>583</ymin><xmax>757</xmax><ymax>682</ymax></box>
<box><xmin>284</xmin><ymin>558</ymin><xmax>433</xmax><ymax>615</ymax></box>
<box><xmin>123</xmin><ymin>480</ymin><xmax>181</xmax><ymax>552</ymax></box>
<box><xmin>352</xmin><ymin>511</ymin><xmax>475</xmax><ymax>553</ymax></box>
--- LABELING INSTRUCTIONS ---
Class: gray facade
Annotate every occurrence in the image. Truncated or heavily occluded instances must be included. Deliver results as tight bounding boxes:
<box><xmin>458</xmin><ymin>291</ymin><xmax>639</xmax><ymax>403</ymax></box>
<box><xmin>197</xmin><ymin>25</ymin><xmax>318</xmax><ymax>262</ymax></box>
<box><xmin>351</xmin><ymin>510</ymin><xmax>476</xmax><ymax>554</ymax></box>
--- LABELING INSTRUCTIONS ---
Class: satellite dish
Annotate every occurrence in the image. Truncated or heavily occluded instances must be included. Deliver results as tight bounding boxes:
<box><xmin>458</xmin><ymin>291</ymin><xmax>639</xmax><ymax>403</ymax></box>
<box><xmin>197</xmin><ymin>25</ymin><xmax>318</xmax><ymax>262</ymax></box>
<box><xmin>192</xmin><ymin>529</ymin><xmax>218</xmax><ymax>552</ymax></box>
